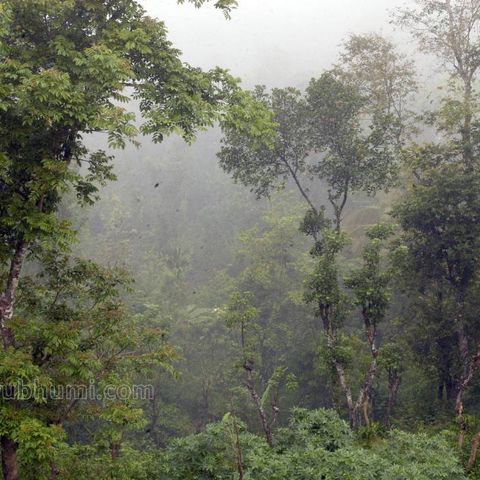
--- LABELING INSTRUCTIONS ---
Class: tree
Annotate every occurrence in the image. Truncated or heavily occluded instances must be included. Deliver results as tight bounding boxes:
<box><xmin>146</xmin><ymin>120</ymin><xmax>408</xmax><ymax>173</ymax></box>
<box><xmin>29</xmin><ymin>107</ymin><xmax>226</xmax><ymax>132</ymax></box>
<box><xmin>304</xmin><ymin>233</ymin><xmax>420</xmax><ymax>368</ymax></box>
<box><xmin>394</xmin><ymin>0</ymin><xmax>480</xmax><ymax>169</ymax></box>
<box><xmin>394</xmin><ymin>0</ymin><xmax>480</xmax><ymax>446</ymax></box>
<box><xmin>220</xmin><ymin>35</ymin><xmax>415</xmax><ymax>232</ymax></box>
<box><xmin>223</xmin><ymin>291</ymin><xmax>281</xmax><ymax>447</ymax></box>
<box><xmin>219</xmin><ymin>35</ymin><xmax>415</xmax><ymax>427</ymax></box>
<box><xmin>215</xmin><ymin>202</ymin><xmax>315</xmax><ymax>445</ymax></box>
<box><xmin>379</xmin><ymin>342</ymin><xmax>406</xmax><ymax>428</ymax></box>
<box><xmin>0</xmin><ymin>253</ymin><xmax>174</xmax><ymax>479</ymax></box>
<box><xmin>219</xmin><ymin>71</ymin><xmax>403</xmax><ymax>234</ymax></box>
<box><xmin>338</xmin><ymin>33</ymin><xmax>416</xmax><ymax>142</ymax></box>
<box><xmin>0</xmin><ymin>1</ymin><xmax>259</xmax><ymax>477</ymax></box>
<box><xmin>305</xmin><ymin>225</ymin><xmax>396</xmax><ymax>427</ymax></box>
<box><xmin>394</xmin><ymin>165</ymin><xmax>480</xmax><ymax>446</ymax></box>
<box><xmin>305</xmin><ymin>72</ymin><xmax>400</xmax><ymax>231</ymax></box>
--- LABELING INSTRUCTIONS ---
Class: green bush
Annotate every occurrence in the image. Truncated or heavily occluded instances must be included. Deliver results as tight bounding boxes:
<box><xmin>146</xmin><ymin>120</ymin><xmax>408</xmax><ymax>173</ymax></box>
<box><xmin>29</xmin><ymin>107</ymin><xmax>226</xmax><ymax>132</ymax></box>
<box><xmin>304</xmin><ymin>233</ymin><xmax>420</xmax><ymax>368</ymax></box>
<box><xmin>158</xmin><ymin>409</ymin><xmax>467</xmax><ymax>480</ymax></box>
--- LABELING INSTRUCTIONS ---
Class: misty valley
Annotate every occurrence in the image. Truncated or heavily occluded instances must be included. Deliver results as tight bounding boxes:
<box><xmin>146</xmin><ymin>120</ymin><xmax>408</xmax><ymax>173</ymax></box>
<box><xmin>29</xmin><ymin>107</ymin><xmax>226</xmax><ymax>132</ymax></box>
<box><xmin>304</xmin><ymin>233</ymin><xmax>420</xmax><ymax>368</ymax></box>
<box><xmin>1</xmin><ymin>0</ymin><xmax>480</xmax><ymax>479</ymax></box>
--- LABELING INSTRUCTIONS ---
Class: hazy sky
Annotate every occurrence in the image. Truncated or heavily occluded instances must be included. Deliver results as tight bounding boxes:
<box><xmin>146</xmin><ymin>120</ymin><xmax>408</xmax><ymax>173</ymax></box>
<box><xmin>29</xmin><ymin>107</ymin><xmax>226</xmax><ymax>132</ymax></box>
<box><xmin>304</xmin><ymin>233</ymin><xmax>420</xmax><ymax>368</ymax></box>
<box><xmin>139</xmin><ymin>0</ymin><xmax>411</xmax><ymax>88</ymax></box>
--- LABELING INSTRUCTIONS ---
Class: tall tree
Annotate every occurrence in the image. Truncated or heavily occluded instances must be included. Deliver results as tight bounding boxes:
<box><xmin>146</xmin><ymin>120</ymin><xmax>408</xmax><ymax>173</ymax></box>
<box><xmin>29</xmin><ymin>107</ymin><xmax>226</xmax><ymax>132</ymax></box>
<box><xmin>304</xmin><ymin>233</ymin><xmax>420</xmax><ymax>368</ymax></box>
<box><xmin>0</xmin><ymin>1</ymin><xmax>257</xmax><ymax>477</ymax></box>
<box><xmin>305</xmin><ymin>224</ymin><xmax>396</xmax><ymax>427</ymax></box>
<box><xmin>219</xmin><ymin>35</ymin><xmax>415</xmax><ymax>426</ymax></box>
<box><xmin>394</xmin><ymin>165</ymin><xmax>480</xmax><ymax>446</ymax></box>
<box><xmin>394</xmin><ymin>0</ymin><xmax>480</xmax><ymax>169</ymax></box>
<box><xmin>394</xmin><ymin>0</ymin><xmax>480</xmax><ymax>445</ymax></box>
<box><xmin>220</xmin><ymin>34</ymin><xmax>414</xmax><ymax>231</ymax></box>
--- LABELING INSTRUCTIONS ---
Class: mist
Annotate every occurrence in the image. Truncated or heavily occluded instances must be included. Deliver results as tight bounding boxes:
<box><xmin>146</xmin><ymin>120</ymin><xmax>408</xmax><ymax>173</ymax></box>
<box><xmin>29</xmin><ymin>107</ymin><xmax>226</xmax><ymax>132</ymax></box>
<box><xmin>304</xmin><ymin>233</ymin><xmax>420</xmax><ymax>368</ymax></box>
<box><xmin>3</xmin><ymin>1</ymin><xmax>480</xmax><ymax>478</ymax></box>
<box><xmin>141</xmin><ymin>0</ymin><xmax>410</xmax><ymax>87</ymax></box>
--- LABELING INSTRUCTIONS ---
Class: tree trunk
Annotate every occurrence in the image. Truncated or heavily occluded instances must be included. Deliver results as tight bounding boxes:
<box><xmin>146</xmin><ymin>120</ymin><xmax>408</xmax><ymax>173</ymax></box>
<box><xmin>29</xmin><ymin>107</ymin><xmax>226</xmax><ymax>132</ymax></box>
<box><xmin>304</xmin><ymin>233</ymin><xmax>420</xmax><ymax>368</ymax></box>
<box><xmin>454</xmin><ymin>297</ymin><xmax>480</xmax><ymax>445</ymax></box>
<box><xmin>456</xmin><ymin>389</ymin><xmax>468</xmax><ymax>449</ymax></box>
<box><xmin>353</xmin><ymin>357</ymin><xmax>378</xmax><ymax>428</ymax></box>
<box><xmin>461</xmin><ymin>75</ymin><xmax>473</xmax><ymax>168</ymax></box>
<box><xmin>385</xmin><ymin>372</ymin><xmax>401</xmax><ymax>428</ymax></box>
<box><xmin>453</xmin><ymin>298</ymin><xmax>477</xmax><ymax>448</ymax></box>
<box><xmin>322</xmin><ymin>309</ymin><xmax>356</xmax><ymax>426</ymax></box>
<box><xmin>232</xmin><ymin>415</ymin><xmax>244</xmax><ymax>480</ymax></box>
<box><xmin>49</xmin><ymin>463</ymin><xmax>60</xmax><ymax>480</ymax></box>
<box><xmin>1</xmin><ymin>437</ymin><xmax>19</xmax><ymax>480</ymax></box>
<box><xmin>332</xmin><ymin>359</ymin><xmax>355</xmax><ymax>426</ymax></box>
<box><xmin>468</xmin><ymin>432</ymin><xmax>480</xmax><ymax>470</ymax></box>
<box><xmin>353</xmin><ymin>316</ymin><xmax>379</xmax><ymax>428</ymax></box>
<box><xmin>362</xmin><ymin>394</ymin><xmax>371</xmax><ymax>427</ymax></box>
<box><xmin>111</xmin><ymin>442</ymin><xmax>121</xmax><ymax>461</ymax></box>
<box><xmin>0</xmin><ymin>240</ymin><xmax>28</xmax><ymax>480</ymax></box>
<box><xmin>244</xmin><ymin>364</ymin><xmax>273</xmax><ymax>447</ymax></box>
<box><xmin>324</xmin><ymin>323</ymin><xmax>355</xmax><ymax>426</ymax></box>
<box><xmin>0</xmin><ymin>240</ymin><xmax>28</xmax><ymax>349</ymax></box>
<box><xmin>321</xmin><ymin>304</ymin><xmax>380</xmax><ymax>429</ymax></box>
<box><xmin>455</xmin><ymin>343</ymin><xmax>480</xmax><ymax>447</ymax></box>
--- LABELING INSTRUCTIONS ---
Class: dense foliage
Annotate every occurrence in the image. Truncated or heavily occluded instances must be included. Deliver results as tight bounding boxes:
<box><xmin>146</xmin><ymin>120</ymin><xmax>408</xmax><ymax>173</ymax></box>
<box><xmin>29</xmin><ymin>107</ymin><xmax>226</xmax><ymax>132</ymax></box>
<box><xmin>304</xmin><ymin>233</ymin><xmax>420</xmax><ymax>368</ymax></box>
<box><xmin>3</xmin><ymin>0</ymin><xmax>480</xmax><ymax>479</ymax></box>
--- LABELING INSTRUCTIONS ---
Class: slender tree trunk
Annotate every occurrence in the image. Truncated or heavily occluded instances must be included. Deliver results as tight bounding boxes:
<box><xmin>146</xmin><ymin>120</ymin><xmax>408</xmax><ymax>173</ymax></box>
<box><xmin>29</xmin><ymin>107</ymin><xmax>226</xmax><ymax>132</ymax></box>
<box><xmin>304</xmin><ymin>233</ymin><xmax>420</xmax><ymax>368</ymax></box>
<box><xmin>328</xmin><ymin>184</ymin><xmax>349</xmax><ymax>234</ymax></box>
<box><xmin>362</xmin><ymin>394</ymin><xmax>371</xmax><ymax>427</ymax></box>
<box><xmin>461</xmin><ymin>76</ymin><xmax>473</xmax><ymax>169</ymax></box>
<box><xmin>444</xmin><ymin>0</ymin><xmax>474</xmax><ymax>168</ymax></box>
<box><xmin>244</xmin><ymin>364</ymin><xmax>273</xmax><ymax>447</ymax></box>
<box><xmin>0</xmin><ymin>239</ymin><xmax>28</xmax><ymax>480</ymax></box>
<box><xmin>239</xmin><ymin>318</ymin><xmax>274</xmax><ymax>447</ymax></box>
<box><xmin>0</xmin><ymin>239</ymin><xmax>28</xmax><ymax>348</ymax></box>
<box><xmin>317</xmin><ymin>255</ymin><xmax>381</xmax><ymax>430</ymax></box>
<box><xmin>353</xmin><ymin>316</ymin><xmax>379</xmax><ymax>428</ymax></box>
<box><xmin>49</xmin><ymin>462</ymin><xmax>60</xmax><ymax>480</ymax></box>
<box><xmin>332</xmin><ymin>358</ymin><xmax>355</xmax><ymax>426</ymax></box>
<box><xmin>232</xmin><ymin>415</ymin><xmax>244</xmax><ymax>480</ymax></box>
<box><xmin>110</xmin><ymin>442</ymin><xmax>121</xmax><ymax>461</ymax></box>
<box><xmin>354</xmin><ymin>358</ymin><xmax>378</xmax><ymax>427</ymax></box>
<box><xmin>322</xmin><ymin>308</ymin><xmax>356</xmax><ymax>426</ymax></box>
<box><xmin>323</xmin><ymin>311</ymin><xmax>380</xmax><ymax>429</ymax></box>
<box><xmin>468</xmin><ymin>432</ymin><xmax>480</xmax><ymax>469</ymax></box>
<box><xmin>454</xmin><ymin>296</ymin><xmax>469</xmax><ymax>447</ymax></box>
<box><xmin>1</xmin><ymin>437</ymin><xmax>19</xmax><ymax>480</ymax></box>
<box><xmin>455</xmin><ymin>343</ymin><xmax>480</xmax><ymax>447</ymax></box>
<box><xmin>385</xmin><ymin>372</ymin><xmax>401</xmax><ymax>428</ymax></box>
<box><xmin>456</xmin><ymin>389</ymin><xmax>468</xmax><ymax>449</ymax></box>
<box><xmin>453</xmin><ymin>295</ymin><xmax>480</xmax><ymax>448</ymax></box>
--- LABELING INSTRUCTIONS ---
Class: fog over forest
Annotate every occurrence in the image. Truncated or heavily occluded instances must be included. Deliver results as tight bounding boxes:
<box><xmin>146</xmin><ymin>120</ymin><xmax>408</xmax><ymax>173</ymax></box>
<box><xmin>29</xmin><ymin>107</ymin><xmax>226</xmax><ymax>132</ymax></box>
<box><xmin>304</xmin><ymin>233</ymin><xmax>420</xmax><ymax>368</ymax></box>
<box><xmin>144</xmin><ymin>0</ymin><xmax>406</xmax><ymax>87</ymax></box>
<box><xmin>3</xmin><ymin>1</ymin><xmax>480</xmax><ymax>479</ymax></box>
